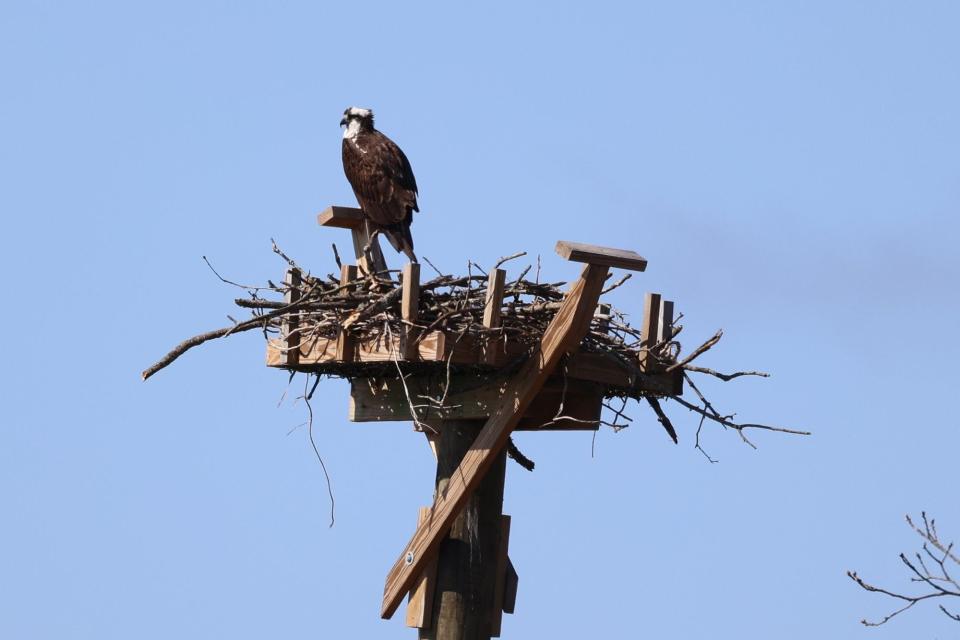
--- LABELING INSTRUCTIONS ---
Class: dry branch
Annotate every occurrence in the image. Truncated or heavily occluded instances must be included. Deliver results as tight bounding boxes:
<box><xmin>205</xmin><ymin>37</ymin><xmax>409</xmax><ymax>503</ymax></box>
<box><xmin>849</xmin><ymin>512</ymin><xmax>960</xmax><ymax>626</ymax></box>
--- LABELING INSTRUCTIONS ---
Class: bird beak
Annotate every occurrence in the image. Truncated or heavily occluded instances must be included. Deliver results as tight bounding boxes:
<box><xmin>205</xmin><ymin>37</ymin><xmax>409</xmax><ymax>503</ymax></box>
<box><xmin>339</xmin><ymin>117</ymin><xmax>347</xmax><ymax>127</ymax></box>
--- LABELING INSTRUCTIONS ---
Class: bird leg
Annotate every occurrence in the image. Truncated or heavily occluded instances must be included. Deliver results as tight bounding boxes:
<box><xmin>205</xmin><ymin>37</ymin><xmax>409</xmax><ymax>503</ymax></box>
<box><xmin>361</xmin><ymin>229</ymin><xmax>381</xmax><ymax>274</ymax></box>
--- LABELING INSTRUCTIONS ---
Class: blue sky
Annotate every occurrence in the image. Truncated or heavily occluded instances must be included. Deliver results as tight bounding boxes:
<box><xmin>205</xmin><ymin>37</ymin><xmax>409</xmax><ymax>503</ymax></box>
<box><xmin>2</xmin><ymin>1</ymin><xmax>959</xmax><ymax>638</ymax></box>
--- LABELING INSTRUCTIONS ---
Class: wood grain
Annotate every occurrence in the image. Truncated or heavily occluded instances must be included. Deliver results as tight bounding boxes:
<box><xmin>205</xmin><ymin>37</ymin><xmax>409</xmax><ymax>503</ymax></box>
<box><xmin>639</xmin><ymin>292</ymin><xmax>661</xmax><ymax>372</ymax></box>
<box><xmin>317</xmin><ymin>205</ymin><xmax>364</xmax><ymax>229</ymax></box>
<box><xmin>555</xmin><ymin>241</ymin><xmax>648</xmax><ymax>272</ymax></box>
<box><xmin>405</xmin><ymin>506</ymin><xmax>438</xmax><ymax>629</ymax></box>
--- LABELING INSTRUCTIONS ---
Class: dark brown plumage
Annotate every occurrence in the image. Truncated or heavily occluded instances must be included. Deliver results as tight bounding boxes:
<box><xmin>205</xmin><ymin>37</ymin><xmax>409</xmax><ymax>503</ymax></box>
<box><xmin>340</xmin><ymin>107</ymin><xmax>419</xmax><ymax>262</ymax></box>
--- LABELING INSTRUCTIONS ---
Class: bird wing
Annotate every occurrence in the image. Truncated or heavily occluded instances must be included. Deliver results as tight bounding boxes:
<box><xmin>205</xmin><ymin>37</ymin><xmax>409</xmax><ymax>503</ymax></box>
<box><xmin>342</xmin><ymin>131</ymin><xmax>419</xmax><ymax>226</ymax></box>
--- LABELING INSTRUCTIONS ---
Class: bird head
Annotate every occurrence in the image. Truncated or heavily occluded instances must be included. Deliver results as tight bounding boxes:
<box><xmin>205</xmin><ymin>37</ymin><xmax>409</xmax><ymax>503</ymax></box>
<box><xmin>340</xmin><ymin>107</ymin><xmax>374</xmax><ymax>130</ymax></box>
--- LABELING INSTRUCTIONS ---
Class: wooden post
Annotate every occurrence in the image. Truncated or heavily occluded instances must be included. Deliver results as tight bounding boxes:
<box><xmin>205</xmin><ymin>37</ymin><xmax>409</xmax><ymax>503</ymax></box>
<box><xmin>282</xmin><ymin>268</ymin><xmax>302</xmax><ymax>367</ymax></box>
<box><xmin>402</xmin><ymin>262</ymin><xmax>421</xmax><ymax>360</ymax></box>
<box><xmin>337</xmin><ymin>265</ymin><xmax>358</xmax><ymax>361</ymax></box>
<box><xmin>482</xmin><ymin>269</ymin><xmax>506</xmax><ymax>365</ymax></box>
<box><xmin>317</xmin><ymin>206</ymin><xmax>388</xmax><ymax>276</ymax></box>
<box><xmin>418</xmin><ymin>419</ymin><xmax>507</xmax><ymax>640</ymax></box>
<box><xmin>383</xmin><ymin>244</ymin><xmax>647</xmax><ymax>620</ymax></box>
<box><xmin>657</xmin><ymin>299</ymin><xmax>674</xmax><ymax>345</ymax></box>
<box><xmin>639</xmin><ymin>292</ymin><xmax>661</xmax><ymax>372</ymax></box>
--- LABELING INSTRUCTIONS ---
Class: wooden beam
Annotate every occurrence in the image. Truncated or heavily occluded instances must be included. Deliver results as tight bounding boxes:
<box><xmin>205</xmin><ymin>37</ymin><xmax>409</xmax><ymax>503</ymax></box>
<box><xmin>502</xmin><ymin>559</ymin><xmax>518</xmax><ymax>615</ymax></box>
<box><xmin>490</xmin><ymin>514</ymin><xmax>512</xmax><ymax>637</ymax></box>
<box><xmin>639</xmin><ymin>292</ymin><xmax>661</xmax><ymax>372</ymax></box>
<box><xmin>380</xmin><ymin>261</ymin><xmax>609</xmax><ymax>619</ymax></box>
<box><xmin>555</xmin><ymin>241</ymin><xmax>648</xmax><ymax>272</ymax></box>
<box><xmin>356</xmin><ymin>220</ymin><xmax>388</xmax><ymax>277</ymax></box>
<box><xmin>422</xmin><ymin>420</ymin><xmax>507</xmax><ymax>640</ymax></box>
<box><xmin>405</xmin><ymin>506</ymin><xmax>438</xmax><ymax>629</ymax></box>
<box><xmin>348</xmin><ymin>376</ymin><xmax>605</xmax><ymax>430</ymax></box>
<box><xmin>482</xmin><ymin>268</ymin><xmax>507</xmax><ymax>366</ymax></box>
<box><xmin>401</xmin><ymin>262</ymin><xmax>420</xmax><ymax>360</ymax></box>
<box><xmin>281</xmin><ymin>268</ymin><xmax>301</xmax><ymax>367</ymax></box>
<box><xmin>482</xmin><ymin>269</ymin><xmax>506</xmax><ymax>328</ymax></box>
<box><xmin>317</xmin><ymin>205</ymin><xmax>364</xmax><ymax>229</ymax></box>
<box><xmin>401</xmin><ymin>262</ymin><xmax>421</xmax><ymax>323</ymax></box>
<box><xmin>657</xmin><ymin>299</ymin><xmax>674</xmax><ymax>345</ymax></box>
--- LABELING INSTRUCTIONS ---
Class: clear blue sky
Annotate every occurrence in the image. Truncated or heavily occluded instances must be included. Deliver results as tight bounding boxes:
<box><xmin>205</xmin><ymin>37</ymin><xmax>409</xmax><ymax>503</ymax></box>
<box><xmin>2</xmin><ymin>1</ymin><xmax>959</xmax><ymax>638</ymax></box>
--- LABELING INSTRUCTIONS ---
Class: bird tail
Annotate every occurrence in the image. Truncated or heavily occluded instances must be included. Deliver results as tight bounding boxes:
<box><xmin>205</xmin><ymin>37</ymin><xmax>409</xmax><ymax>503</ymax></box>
<box><xmin>384</xmin><ymin>222</ymin><xmax>417</xmax><ymax>263</ymax></box>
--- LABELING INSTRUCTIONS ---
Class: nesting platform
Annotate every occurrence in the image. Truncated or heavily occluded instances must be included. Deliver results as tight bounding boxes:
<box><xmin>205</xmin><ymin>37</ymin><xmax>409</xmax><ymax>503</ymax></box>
<box><xmin>265</xmin><ymin>209</ymin><xmax>682</xmax><ymax>432</ymax></box>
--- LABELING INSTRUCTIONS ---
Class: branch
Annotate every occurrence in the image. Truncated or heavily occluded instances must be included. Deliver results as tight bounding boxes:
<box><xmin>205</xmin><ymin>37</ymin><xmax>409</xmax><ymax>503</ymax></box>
<box><xmin>142</xmin><ymin>284</ymin><xmax>317</xmax><ymax>380</ymax></box>
<box><xmin>849</xmin><ymin>513</ymin><xmax>960</xmax><ymax>626</ymax></box>
<box><xmin>645</xmin><ymin>396</ymin><xmax>678</xmax><ymax>444</ymax></box>
<box><xmin>683</xmin><ymin>365</ymin><xmax>770</xmax><ymax>381</ymax></box>
<box><xmin>506</xmin><ymin>437</ymin><xmax>535</xmax><ymax>471</ymax></box>
<box><xmin>665</xmin><ymin>329</ymin><xmax>722</xmax><ymax>373</ymax></box>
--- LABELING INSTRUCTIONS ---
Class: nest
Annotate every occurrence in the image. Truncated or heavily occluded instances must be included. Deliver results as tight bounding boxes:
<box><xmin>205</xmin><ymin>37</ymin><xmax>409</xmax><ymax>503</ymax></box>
<box><xmin>142</xmin><ymin>243</ymin><xmax>808</xmax><ymax>459</ymax></box>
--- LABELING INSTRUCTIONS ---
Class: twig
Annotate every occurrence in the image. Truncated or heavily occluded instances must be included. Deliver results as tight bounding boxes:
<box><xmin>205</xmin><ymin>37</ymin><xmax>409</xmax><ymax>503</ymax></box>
<box><xmin>645</xmin><ymin>397</ymin><xmax>678</xmax><ymax>444</ymax></box>
<box><xmin>601</xmin><ymin>273</ymin><xmax>632</xmax><ymax>295</ymax></box>
<box><xmin>670</xmin><ymin>394</ymin><xmax>811</xmax><ymax>439</ymax></box>
<box><xmin>684</xmin><ymin>365</ymin><xmax>769</xmax><ymax>381</ymax></box>
<box><xmin>506</xmin><ymin>437</ymin><xmax>535</xmax><ymax>471</ymax></box>
<box><xmin>493</xmin><ymin>251</ymin><xmax>527</xmax><ymax>270</ymax></box>
<box><xmin>422</xmin><ymin>256</ymin><xmax>445</xmax><ymax>278</ymax></box>
<box><xmin>332</xmin><ymin>243</ymin><xmax>342</xmax><ymax>270</ymax></box>
<box><xmin>202</xmin><ymin>256</ymin><xmax>279</xmax><ymax>292</ymax></box>
<box><xmin>665</xmin><ymin>329</ymin><xmax>723</xmax><ymax>373</ymax></box>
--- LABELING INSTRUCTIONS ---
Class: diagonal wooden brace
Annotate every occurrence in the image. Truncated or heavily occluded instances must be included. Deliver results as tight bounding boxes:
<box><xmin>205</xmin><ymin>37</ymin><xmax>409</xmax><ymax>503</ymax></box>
<box><xmin>380</xmin><ymin>243</ymin><xmax>645</xmax><ymax>619</ymax></box>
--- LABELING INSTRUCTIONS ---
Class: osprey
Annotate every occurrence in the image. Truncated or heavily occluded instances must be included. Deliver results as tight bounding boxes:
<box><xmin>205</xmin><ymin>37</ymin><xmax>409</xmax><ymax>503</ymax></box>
<box><xmin>340</xmin><ymin>107</ymin><xmax>419</xmax><ymax>263</ymax></box>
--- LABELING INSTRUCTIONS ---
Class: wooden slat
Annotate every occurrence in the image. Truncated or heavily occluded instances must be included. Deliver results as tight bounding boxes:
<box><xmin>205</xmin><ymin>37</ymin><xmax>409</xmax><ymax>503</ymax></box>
<box><xmin>555</xmin><ymin>241</ymin><xmax>648</xmax><ymax>272</ymax></box>
<box><xmin>657</xmin><ymin>299</ymin><xmax>674</xmax><ymax>345</ymax></box>
<box><xmin>483</xmin><ymin>269</ymin><xmax>507</xmax><ymax>328</ymax></box>
<box><xmin>281</xmin><ymin>268</ymin><xmax>302</xmax><ymax>367</ymax></box>
<box><xmin>595</xmin><ymin>302</ymin><xmax>611</xmax><ymax>335</ymax></box>
<box><xmin>490</xmin><ymin>514</ymin><xmax>512</xmax><ymax>637</ymax></box>
<box><xmin>317</xmin><ymin>205</ymin><xmax>364</xmax><ymax>229</ymax></box>
<box><xmin>502</xmin><ymin>559</ymin><xmax>518</xmax><ymax>615</ymax></box>
<box><xmin>337</xmin><ymin>265</ymin><xmax>358</xmax><ymax>361</ymax></box>
<box><xmin>639</xmin><ymin>292</ymin><xmax>661</xmax><ymax>372</ymax></box>
<box><xmin>482</xmin><ymin>268</ymin><xmax>507</xmax><ymax>366</ymax></box>
<box><xmin>348</xmin><ymin>376</ymin><xmax>604</xmax><ymax>430</ymax></box>
<box><xmin>401</xmin><ymin>263</ymin><xmax>420</xmax><ymax>322</ymax></box>
<box><xmin>380</xmin><ymin>262</ymin><xmax>609</xmax><ymax>619</ymax></box>
<box><xmin>265</xmin><ymin>337</ymin><xmax>681</xmax><ymax>395</ymax></box>
<box><xmin>405</xmin><ymin>506</ymin><xmax>438</xmax><ymax>629</ymax></box>
<box><xmin>401</xmin><ymin>263</ymin><xmax>420</xmax><ymax>360</ymax></box>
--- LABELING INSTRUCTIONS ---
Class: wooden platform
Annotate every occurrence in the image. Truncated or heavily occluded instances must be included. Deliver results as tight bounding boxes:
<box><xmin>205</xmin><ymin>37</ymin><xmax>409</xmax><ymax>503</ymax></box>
<box><xmin>265</xmin><ymin>222</ymin><xmax>681</xmax><ymax>431</ymax></box>
<box><xmin>266</xmin><ymin>333</ymin><xmax>680</xmax><ymax>430</ymax></box>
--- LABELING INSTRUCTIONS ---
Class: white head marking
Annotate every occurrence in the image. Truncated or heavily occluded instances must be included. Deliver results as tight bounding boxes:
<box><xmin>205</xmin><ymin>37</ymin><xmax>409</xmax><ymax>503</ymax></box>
<box><xmin>346</xmin><ymin>106</ymin><xmax>372</xmax><ymax>118</ymax></box>
<box><xmin>343</xmin><ymin>119</ymin><xmax>362</xmax><ymax>141</ymax></box>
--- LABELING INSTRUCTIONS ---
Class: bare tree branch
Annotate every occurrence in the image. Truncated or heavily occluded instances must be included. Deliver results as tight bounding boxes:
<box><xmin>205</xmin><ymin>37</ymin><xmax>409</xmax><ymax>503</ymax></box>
<box><xmin>849</xmin><ymin>512</ymin><xmax>960</xmax><ymax>626</ymax></box>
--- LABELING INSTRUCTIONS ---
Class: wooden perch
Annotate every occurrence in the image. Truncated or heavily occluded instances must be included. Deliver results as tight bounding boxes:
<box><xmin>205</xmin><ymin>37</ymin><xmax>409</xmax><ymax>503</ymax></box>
<box><xmin>555</xmin><ymin>241</ymin><xmax>648</xmax><ymax>272</ymax></box>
